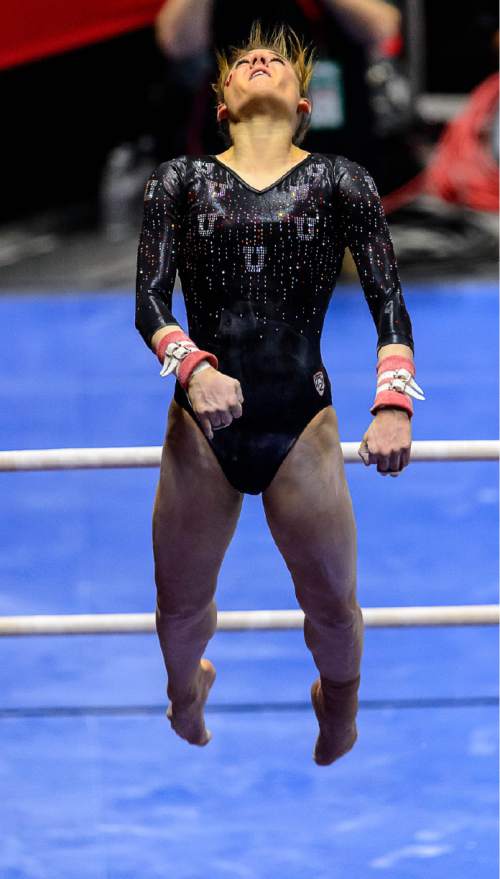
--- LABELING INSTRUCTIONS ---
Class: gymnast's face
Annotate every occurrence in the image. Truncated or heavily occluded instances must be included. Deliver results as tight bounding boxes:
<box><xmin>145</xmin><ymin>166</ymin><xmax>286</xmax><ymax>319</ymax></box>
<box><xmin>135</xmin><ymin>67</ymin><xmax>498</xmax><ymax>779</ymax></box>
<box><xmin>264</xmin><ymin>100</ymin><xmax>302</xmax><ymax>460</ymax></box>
<box><xmin>217</xmin><ymin>48</ymin><xmax>310</xmax><ymax>133</ymax></box>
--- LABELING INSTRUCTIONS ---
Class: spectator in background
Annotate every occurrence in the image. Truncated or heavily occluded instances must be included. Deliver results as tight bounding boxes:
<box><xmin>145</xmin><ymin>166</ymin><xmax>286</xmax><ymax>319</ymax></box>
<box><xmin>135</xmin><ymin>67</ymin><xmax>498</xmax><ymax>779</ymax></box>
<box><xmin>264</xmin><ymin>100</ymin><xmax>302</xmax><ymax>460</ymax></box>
<box><xmin>155</xmin><ymin>0</ymin><xmax>403</xmax><ymax>189</ymax></box>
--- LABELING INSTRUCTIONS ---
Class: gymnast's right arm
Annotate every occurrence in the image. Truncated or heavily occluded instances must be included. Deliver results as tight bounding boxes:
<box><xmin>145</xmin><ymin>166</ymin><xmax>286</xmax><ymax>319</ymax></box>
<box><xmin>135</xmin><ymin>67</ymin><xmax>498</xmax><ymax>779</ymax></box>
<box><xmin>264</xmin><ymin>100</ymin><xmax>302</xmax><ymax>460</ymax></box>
<box><xmin>135</xmin><ymin>165</ymin><xmax>184</xmax><ymax>346</ymax></box>
<box><xmin>135</xmin><ymin>163</ymin><xmax>243</xmax><ymax>438</ymax></box>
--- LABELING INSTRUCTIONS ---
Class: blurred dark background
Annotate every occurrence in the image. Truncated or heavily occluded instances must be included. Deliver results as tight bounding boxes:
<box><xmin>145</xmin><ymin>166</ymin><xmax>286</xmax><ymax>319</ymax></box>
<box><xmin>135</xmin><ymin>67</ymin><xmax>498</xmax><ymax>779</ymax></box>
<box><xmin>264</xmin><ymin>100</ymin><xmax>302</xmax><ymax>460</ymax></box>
<box><xmin>0</xmin><ymin>0</ymin><xmax>498</xmax><ymax>287</ymax></box>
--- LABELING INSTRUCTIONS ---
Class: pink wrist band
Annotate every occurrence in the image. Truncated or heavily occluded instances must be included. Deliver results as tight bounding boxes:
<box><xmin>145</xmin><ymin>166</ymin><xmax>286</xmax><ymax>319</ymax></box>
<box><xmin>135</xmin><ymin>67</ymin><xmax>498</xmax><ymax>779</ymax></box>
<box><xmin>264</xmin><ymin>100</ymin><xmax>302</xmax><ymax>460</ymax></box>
<box><xmin>155</xmin><ymin>329</ymin><xmax>218</xmax><ymax>390</ymax></box>
<box><xmin>370</xmin><ymin>355</ymin><xmax>416</xmax><ymax>417</ymax></box>
<box><xmin>156</xmin><ymin>330</ymin><xmax>188</xmax><ymax>363</ymax></box>
<box><xmin>375</xmin><ymin>355</ymin><xmax>414</xmax><ymax>374</ymax></box>
<box><xmin>177</xmin><ymin>351</ymin><xmax>218</xmax><ymax>389</ymax></box>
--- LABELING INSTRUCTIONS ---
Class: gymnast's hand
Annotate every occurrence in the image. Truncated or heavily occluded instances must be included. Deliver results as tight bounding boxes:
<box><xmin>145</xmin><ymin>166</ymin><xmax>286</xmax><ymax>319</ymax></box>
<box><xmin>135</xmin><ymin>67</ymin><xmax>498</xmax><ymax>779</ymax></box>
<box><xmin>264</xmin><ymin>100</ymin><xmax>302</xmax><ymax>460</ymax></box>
<box><xmin>358</xmin><ymin>408</ymin><xmax>412</xmax><ymax>476</ymax></box>
<box><xmin>187</xmin><ymin>366</ymin><xmax>244</xmax><ymax>440</ymax></box>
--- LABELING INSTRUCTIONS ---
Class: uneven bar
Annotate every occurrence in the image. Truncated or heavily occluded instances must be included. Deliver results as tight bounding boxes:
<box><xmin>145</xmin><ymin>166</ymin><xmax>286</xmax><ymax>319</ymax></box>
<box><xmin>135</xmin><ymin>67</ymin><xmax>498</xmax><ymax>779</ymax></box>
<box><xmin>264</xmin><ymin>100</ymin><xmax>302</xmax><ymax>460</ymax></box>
<box><xmin>0</xmin><ymin>440</ymin><xmax>498</xmax><ymax>471</ymax></box>
<box><xmin>0</xmin><ymin>605</ymin><xmax>498</xmax><ymax>636</ymax></box>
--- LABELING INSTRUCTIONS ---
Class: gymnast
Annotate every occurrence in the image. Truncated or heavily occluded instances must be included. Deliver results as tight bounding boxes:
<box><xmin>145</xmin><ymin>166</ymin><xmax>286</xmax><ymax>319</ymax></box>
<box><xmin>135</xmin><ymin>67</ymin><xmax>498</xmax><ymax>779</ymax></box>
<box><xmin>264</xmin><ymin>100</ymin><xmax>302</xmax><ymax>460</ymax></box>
<box><xmin>135</xmin><ymin>21</ymin><xmax>424</xmax><ymax>764</ymax></box>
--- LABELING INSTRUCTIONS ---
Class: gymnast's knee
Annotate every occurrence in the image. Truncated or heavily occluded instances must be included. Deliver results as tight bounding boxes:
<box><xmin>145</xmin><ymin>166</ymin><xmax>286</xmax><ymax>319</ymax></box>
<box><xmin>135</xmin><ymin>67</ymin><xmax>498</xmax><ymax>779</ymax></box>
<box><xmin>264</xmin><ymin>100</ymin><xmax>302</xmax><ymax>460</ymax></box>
<box><xmin>155</xmin><ymin>579</ymin><xmax>217</xmax><ymax>622</ymax></box>
<box><xmin>304</xmin><ymin>601</ymin><xmax>363</xmax><ymax>637</ymax></box>
<box><xmin>294</xmin><ymin>574</ymin><xmax>360</xmax><ymax>627</ymax></box>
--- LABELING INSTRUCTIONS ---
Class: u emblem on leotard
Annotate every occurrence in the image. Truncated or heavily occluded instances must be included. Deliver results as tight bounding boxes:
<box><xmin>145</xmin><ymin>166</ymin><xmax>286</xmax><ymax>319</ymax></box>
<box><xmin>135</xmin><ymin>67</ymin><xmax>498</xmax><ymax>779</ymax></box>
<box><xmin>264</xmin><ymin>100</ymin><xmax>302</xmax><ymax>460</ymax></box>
<box><xmin>243</xmin><ymin>246</ymin><xmax>266</xmax><ymax>273</ymax></box>
<box><xmin>295</xmin><ymin>215</ymin><xmax>318</xmax><ymax>241</ymax></box>
<box><xmin>197</xmin><ymin>213</ymin><xmax>217</xmax><ymax>236</ymax></box>
<box><xmin>308</xmin><ymin>162</ymin><xmax>326</xmax><ymax>181</ymax></box>
<box><xmin>290</xmin><ymin>183</ymin><xmax>310</xmax><ymax>201</ymax></box>
<box><xmin>195</xmin><ymin>160</ymin><xmax>214</xmax><ymax>174</ymax></box>
<box><xmin>208</xmin><ymin>181</ymin><xmax>229</xmax><ymax>200</ymax></box>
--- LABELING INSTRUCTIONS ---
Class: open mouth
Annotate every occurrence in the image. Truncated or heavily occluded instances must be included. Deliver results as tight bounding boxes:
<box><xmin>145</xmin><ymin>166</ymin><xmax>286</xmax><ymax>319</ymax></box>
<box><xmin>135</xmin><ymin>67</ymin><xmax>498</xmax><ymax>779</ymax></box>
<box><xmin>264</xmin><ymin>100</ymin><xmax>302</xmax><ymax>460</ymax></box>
<box><xmin>249</xmin><ymin>70</ymin><xmax>270</xmax><ymax>80</ymax></box>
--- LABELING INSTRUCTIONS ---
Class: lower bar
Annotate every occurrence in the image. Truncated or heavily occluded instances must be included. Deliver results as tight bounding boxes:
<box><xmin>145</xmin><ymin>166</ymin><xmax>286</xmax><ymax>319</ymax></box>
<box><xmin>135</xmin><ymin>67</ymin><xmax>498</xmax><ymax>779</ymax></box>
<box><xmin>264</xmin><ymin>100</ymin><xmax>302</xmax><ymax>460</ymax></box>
<box><xmin>0</xmin><ymin>605</ymin><xmax>497</xmax><ymax>636</ymax></box>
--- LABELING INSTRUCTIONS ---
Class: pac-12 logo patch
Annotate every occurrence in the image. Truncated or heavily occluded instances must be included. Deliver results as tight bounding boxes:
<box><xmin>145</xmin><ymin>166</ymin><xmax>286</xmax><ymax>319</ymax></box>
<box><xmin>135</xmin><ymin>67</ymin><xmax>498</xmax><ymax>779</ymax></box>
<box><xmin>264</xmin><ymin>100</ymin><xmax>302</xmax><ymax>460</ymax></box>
<box><xmin>313</xmin><ymin>370</ymin><xmax>325</xmax><ymax>396</ymax></box>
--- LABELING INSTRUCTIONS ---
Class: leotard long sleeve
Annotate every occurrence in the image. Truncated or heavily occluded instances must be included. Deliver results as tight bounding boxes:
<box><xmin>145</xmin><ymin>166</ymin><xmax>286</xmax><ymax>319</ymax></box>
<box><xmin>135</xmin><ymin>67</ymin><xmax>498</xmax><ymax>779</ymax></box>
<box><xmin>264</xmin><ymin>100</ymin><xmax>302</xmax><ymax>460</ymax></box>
<box><xmin>135</xmin><ymin>153</ymin><xmax>413</xmax><ymax>352</ymax></box>
<box><xmin>135</xmin><ymin>153</ymin><xmax>414</xmax><ymax>494</ymax></box>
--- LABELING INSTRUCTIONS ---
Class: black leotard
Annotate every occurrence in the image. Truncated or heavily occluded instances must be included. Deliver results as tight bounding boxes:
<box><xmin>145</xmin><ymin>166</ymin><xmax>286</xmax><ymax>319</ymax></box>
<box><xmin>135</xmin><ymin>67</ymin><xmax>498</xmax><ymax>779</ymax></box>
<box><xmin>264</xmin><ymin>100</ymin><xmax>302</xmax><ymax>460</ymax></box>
<box><xmin>136</xmin><ymin>152</ymin><xmax>413</xmax><ymax>494</ymax></box>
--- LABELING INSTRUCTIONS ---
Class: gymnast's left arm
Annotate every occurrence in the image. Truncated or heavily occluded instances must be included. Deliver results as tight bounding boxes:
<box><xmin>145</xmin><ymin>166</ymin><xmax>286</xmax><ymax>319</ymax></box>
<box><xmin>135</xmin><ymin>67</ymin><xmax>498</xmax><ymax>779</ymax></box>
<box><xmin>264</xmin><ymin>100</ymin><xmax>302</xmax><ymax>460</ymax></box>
<box><xmin>337</xmin><ymin>159</ymin><xmax>423</xmax><ymax>476</ymax></box>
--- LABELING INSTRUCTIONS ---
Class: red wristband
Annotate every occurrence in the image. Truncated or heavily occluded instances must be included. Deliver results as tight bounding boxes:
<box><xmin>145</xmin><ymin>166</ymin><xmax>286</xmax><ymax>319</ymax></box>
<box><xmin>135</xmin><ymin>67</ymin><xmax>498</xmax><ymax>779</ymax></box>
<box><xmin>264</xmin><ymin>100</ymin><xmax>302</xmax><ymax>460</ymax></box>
<box><xmin>155</xmin><ymin>329</ymin><xmax>218</xmax><ymax>388</ymax></box>
<box><xmin>371</xmin><ymin>355</ymin><xmax>416</xmax><ymax>417</ymax></box>
<box><xmin>156</xmin><ymin>330</ymin><xmax>188</xmax><ymax>364</ymax></box>
<box><xmin>371</xmin><ymin>390</ymin><xmax>413</xmax><ymax>417</ymax></box>
<box><xmin>177</xmin><ymin>351</ymin><xmax>218</xmax><ymax>389</ymax></box>
<box><xmin>376</xmin><ymin>355</ymin><xmax>415</xmax><ymax>375</ymax></box>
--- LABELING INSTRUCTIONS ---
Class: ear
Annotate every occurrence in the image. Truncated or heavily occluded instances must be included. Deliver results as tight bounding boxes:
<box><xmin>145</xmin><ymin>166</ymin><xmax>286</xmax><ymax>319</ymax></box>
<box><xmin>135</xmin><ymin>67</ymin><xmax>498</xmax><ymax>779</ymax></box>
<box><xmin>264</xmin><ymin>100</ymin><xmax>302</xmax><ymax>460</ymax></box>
<box><xmin>217</xmin><ymin>103</ymin><xmax>229</xmax><ymax>123</ymax></box>
<box><xmin>297</xmin><ymin>97</ymin><xmax>312</xmax><ymax>116</ymax></box>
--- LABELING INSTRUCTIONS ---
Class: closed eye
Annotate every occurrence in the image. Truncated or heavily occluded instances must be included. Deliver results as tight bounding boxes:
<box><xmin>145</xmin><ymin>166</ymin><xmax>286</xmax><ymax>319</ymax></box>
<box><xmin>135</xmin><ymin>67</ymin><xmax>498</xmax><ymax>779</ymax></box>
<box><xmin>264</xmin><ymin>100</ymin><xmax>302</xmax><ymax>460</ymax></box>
<box><xmin>234</xmin><ymin>56</ymin><xmax>285</xmax><ymax>68</ymax></box>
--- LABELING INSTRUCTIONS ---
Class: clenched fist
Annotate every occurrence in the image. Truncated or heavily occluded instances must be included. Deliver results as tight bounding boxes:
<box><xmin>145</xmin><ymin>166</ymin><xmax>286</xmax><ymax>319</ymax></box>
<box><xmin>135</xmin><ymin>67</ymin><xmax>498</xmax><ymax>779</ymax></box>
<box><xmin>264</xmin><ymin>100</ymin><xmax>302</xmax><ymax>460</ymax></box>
<box><xmin>358</xmin><ymin>408</ymin><xmax>412</xmax><ymax>476</ymax></box>
<box><xmin>187</xmin><ymin>366</ymin><xmax>244</xmax><ymax>439</ymax></box>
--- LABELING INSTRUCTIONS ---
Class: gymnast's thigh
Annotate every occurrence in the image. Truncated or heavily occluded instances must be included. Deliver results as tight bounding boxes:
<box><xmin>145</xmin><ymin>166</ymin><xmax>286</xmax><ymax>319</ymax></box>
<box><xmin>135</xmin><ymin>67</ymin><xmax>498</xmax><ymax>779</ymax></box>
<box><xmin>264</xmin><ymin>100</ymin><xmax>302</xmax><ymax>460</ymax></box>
<box><xmin>261</xmin><ymin>406</ymin><xmax>356</xmax><ymax>565</ymax></box>
<box><xmin>154</xmin><ymin>398</ymin><xmax>243</xmax><ymax>550</ymax></box>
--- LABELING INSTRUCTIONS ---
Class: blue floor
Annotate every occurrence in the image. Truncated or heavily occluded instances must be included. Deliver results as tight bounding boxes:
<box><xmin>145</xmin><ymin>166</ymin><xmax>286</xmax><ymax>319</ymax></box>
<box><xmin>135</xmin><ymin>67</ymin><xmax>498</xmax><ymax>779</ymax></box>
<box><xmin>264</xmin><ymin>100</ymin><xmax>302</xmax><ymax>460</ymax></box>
<box><xmin>0</xmin><ymin>280</ymin><xmax>498</xmax><ymax>878</ymax></box>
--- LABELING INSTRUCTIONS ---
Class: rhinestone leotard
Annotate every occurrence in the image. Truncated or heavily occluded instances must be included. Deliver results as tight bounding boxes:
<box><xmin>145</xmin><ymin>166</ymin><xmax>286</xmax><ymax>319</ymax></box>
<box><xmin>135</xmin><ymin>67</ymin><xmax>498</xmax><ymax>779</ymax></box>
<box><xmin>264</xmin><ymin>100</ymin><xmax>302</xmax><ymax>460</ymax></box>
<box><xmin>136</xmin><ymin>152</ymin><xmax>413</xmax><ymax>494</ymax></box>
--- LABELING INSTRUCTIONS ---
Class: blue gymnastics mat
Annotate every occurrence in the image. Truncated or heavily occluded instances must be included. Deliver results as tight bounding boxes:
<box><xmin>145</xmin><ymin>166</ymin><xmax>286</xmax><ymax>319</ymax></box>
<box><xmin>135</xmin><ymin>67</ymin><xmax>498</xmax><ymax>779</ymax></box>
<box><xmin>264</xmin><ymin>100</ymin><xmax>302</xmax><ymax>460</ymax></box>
<box><xmin>0</xmin><ymin>280</ymin><xmax>497</xmax><ymax>878</ymax></box>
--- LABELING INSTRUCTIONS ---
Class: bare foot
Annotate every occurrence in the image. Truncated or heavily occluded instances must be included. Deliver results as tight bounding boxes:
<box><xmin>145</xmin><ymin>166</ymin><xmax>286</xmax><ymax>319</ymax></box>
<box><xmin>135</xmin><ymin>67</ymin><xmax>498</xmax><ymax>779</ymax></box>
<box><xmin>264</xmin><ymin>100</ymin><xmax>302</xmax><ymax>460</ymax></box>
<box><xmin>311</xmin><ymin>676</ymin><xmax>359</xmax><ymax>766</ymax></box>
<box><xmin>166</xmin><ymin>659</ymin><xmax>216</xmax><ymax>746</ymax></box>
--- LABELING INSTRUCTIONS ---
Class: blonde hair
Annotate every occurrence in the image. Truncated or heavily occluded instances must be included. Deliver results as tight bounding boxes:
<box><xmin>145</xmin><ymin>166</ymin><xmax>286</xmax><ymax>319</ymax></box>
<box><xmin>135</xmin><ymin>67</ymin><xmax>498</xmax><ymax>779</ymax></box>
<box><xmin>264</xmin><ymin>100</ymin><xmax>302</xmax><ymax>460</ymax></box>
<box><xmin>211</xmin><ymin>21</ymin><xmax>316</xmax><ymax>146</ymax></box>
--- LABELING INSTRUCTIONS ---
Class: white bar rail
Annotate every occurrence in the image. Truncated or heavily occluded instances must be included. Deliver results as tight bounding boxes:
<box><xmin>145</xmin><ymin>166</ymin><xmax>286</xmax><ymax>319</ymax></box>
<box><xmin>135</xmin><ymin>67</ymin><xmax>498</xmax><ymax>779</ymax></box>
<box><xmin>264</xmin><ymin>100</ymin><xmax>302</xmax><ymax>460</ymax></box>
<box><xmin>0</xmin><ymin>605</ymin><xmax>497</xmax><ymax>636</ymax></box>
<box><xmin>0</xmin><ymin>440</ymin><xmax>498</xmax><ymax>472</ymax></box>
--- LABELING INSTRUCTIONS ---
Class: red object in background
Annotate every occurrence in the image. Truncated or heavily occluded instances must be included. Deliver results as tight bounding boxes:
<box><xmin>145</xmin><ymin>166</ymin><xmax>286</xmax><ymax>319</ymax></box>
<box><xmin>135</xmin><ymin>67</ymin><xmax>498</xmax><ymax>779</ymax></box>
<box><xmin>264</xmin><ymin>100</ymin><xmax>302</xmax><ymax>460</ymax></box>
<box><xmin>383</xmin><ymin>73</ymin><xmax>499</xmax><ymax>214</ymax></box>
<box><xmin>377</xmin><ymin>32</ymin><xmax>403</xmax><ymax>58</ymax></box>
<box><xmin>1</xmin><ymin>0</ymin><xmax>165</xmax><ymax>70</ymax></box>
<box><xmin>425</xmin><ymin>72</ymin><xmax>499</xmax><ymax>212</ymax></box>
